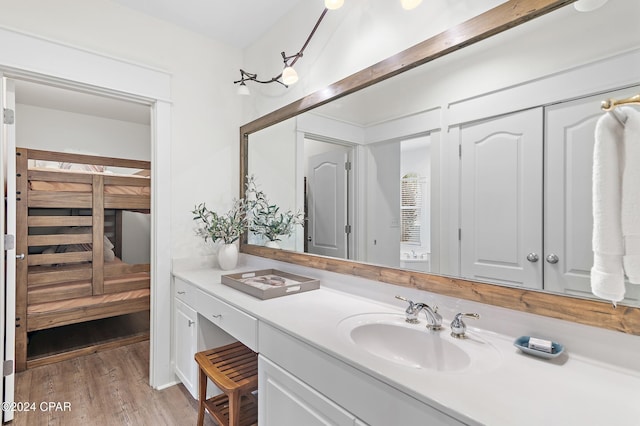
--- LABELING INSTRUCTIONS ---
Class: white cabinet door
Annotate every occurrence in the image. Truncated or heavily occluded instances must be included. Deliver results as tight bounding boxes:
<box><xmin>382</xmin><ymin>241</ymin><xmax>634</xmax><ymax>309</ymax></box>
<box><xmin>460</xmin><ymin>108</ymin><xmax>543</xmax><ymax>289</ymax></box>
<box><xmin>174</xmin><ymin>298</ymin><xmax>198</xmax><ymax>399</ymax></box>
<box><xmin>544</xmin><ymin>86</ymin><xmax>640</xmax><ymax>304</ymax></box>
<box><xmin>259</xmin><ymin>356</ymin><xmax>356</xmax><ymax>426</ymax></box>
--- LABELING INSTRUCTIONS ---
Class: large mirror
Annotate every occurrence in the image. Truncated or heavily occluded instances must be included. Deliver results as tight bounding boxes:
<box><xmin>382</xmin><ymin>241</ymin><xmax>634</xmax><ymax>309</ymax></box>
<box><xmin>241</xmin><ymin>0</ymin><xmax>640</xmax><ymax>334</ymax></box>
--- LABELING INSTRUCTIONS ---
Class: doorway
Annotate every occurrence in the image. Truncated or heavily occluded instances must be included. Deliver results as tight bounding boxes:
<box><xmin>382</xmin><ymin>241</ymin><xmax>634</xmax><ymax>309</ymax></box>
<box><xmin>0</xmin><ymin>26</ymin><xmax>173</xmax><ymax>421</ymax></box>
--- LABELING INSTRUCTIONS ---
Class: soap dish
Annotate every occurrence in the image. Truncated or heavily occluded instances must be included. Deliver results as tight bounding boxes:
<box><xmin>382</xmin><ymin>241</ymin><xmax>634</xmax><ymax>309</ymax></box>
<box><xmin>514</xmin><ymin>336</ymin><xmax>564</xmax><ymax>359</ymax></box>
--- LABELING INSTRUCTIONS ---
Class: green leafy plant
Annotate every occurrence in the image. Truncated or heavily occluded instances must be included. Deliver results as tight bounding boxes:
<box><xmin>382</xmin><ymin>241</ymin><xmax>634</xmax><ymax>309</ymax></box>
<box><xmin>192</xmin><ymin>198</ymin><xmax>247</xmax><ymax>244</ymax></box>
<box><xmin>245</xmin><ymin>175</ymin><xmax>304</xmax><ymax>242</ymax></box>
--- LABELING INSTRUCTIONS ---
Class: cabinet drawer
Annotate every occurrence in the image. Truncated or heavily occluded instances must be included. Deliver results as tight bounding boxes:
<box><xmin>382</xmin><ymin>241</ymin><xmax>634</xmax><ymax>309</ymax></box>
<box><xmin>174</xmin><ymin>277</ymin><xmax>258</xmax><ymax>351</ymax></box>
<box><xmin>174</xmin><ymin>277</ymin><xmax>200</xmax><ymax>308</ymax></box>
<box><xmin>194</xmin><ymin>290</ymin><xmax>258</xmax><ymax>352</ymax></box>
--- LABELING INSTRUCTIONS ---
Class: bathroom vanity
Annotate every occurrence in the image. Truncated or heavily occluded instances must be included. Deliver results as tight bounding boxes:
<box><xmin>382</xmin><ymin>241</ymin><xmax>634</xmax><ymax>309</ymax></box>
<box><xmin>172</xmin><ymin>256</ymin><xmax>640</xmax><ymax>426</ymax></box>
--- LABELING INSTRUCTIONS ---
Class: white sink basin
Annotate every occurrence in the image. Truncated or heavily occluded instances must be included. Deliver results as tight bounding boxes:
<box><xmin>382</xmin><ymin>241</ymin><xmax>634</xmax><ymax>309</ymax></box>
<box><xmin>338</xmin><ymin>313</ymin><xmax>501</xmax><ymax>373</ymax></box>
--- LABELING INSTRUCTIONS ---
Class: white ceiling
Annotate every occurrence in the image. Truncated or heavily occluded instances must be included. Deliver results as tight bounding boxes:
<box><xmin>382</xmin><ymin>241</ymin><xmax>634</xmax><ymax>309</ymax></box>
<box><xmin>110</xmin><ymin>0</ymin><xmax>305</xmax><ymax>49</ymax></box>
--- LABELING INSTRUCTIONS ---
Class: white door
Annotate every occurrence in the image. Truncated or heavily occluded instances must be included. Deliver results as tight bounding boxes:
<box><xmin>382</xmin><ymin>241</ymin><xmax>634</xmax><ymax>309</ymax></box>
<box><xmin>173</xmin><ymin>298</ymin><xmax>198</xmax><ymax>399</ymax></box>
<box><xmin>1</xmin><ymin>76</ymin><xmax>16</xmax><ymax>422</ymax></box>
<box><xmin>307</xmin><ymin>150</ymin><xmax>348</xmax><ymax>259</ymax></box>
<box><xmin>544</xmin><ymin>86</ymin><xmax>640</xmax><ymax>303</ymax></box>
<box><xmin>460</xmin><ymin>108</ymin><xmax>543</xmax><ymax>289</ymax></box>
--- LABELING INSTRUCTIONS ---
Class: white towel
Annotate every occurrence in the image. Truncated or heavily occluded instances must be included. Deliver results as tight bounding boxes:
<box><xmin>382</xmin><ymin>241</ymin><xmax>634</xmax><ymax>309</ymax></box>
<box><xmin>591</xmin><ymin>110</ymin><xmax>625</xmax><ymax>303</ymax></box>
<box><xmin>622</xmin><ymin>107</ymin><xmax>640</xmax><ymax>284</ymax></box>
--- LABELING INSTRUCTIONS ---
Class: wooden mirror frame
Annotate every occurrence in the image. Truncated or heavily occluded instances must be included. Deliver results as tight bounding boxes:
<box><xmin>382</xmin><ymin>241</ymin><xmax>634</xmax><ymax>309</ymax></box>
<box><xmin>240</xmin><ymin>0</ymin><xmax>640</xmax><ymax>335</ymax></box>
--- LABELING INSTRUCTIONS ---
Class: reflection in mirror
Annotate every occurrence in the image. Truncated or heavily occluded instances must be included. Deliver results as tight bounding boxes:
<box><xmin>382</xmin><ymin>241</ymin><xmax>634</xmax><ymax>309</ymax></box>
<box><xmin>242</xmin><ymin>0</ymin><xmax>640</xmax><ymax>330</ymax></box>
<box><xmin>247</xmin><ymin>0</ymin><xmax>640</xmax><ymax>307</ymax></box>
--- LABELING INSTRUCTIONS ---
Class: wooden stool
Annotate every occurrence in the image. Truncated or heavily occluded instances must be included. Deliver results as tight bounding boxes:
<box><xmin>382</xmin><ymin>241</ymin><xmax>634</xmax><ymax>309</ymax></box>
<box><xmin>194</xmin><ymin>341</ymin><xmax>258</xmax><ymax>426</ymax></box>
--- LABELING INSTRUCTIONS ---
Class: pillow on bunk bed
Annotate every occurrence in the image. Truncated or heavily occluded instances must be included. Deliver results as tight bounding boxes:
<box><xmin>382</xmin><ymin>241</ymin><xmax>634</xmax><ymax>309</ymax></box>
<box><xmin>54</xmin><ymin>227</ymin><xmax>116</xmax><ymax>262</ymax></box>
<box><xmin>60</xmin><ymin>162</ymin><xmax>105</xmax><ymax>172</ymax></box>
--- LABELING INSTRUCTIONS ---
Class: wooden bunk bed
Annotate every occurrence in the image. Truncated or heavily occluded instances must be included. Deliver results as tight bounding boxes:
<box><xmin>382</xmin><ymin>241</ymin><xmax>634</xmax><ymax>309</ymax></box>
<box><xmin>15</xmin><ymin>148</ymin><xmax>151</xmax><ymax>371</ymax></box>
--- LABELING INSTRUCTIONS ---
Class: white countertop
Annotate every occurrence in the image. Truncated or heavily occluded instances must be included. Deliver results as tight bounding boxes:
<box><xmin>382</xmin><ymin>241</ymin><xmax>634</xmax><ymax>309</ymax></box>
<box><xmin>174</xmin><ymin>265</ymin><xmax>640</xmax><ymax>426</ymax></box>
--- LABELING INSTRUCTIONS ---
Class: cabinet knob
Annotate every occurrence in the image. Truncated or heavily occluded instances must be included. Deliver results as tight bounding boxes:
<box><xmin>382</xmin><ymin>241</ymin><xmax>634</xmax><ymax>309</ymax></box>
<box><xmin>526</xmin><ymin>253</ymin><xmax>539</xmax><ymax>262</ymax></box>
<box><xmin>546</xmin><ymin>254</ymin><xmax>559</xmax><ymax>264</ymax></box>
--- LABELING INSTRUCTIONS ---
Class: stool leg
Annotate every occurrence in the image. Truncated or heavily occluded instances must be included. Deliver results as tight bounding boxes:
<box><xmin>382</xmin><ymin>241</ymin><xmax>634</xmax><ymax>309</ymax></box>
<box><xmin>228</xmin><ymin>390</ymin><xmax>240</xmax><ymax>426</ymax></box>
<box><xmin>197</xmin><ymin>368</ymin><xmax>207</xmax><ymax>426</ymax></box>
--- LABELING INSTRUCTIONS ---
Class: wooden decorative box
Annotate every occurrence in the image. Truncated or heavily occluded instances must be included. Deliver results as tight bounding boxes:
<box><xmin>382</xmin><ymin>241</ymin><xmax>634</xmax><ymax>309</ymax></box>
<box><xmin>221</xmin><ymin>269</ymin><xmax>319</xmax><ymax>300</ymax></box>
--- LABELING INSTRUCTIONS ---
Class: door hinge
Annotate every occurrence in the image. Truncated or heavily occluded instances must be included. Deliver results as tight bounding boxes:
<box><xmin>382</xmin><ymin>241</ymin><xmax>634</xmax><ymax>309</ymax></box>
<box><xmin>3</xmin><ymin>108</ymin><xmax>15</xmax><ymax>125</ymax></box>
<box><xmin>345</xmin><ymin>224</ymin><xmax>352</xmax><ymax>234</ymax></box>
<box><xmin>3</xmin><ymin>360</ymin><xmax>13</xmax><ymax>377</ymax></box>
<box><xmin>458</xmin><ymin>144</ymin><xmax>462</xmax><ymax>158</ymax></box>
<box><xmin>345</xmin><ymin>161</ymin><xmax>352</xmax><ymax>171</ymax></box>
<box><xmin>458</xmin><ymin>228</ymin><xmax>462</xmax><ymax>241</ymax></box>
<box><xmin>4</xmin><ymin>234</ymin><xmax>15</xmax><ymax>250</ymax></box>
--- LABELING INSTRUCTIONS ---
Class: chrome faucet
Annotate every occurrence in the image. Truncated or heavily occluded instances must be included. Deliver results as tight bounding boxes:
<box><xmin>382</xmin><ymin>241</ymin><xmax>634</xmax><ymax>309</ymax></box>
<box><xmin>395</xmin><ymin>296</ymin><xmax>443</xmax><ymax>330</ymax></box>
<box><xmin>450</xmin><ymin>312</ymin><xmax>480</xmax><ymax>339</ymax></box>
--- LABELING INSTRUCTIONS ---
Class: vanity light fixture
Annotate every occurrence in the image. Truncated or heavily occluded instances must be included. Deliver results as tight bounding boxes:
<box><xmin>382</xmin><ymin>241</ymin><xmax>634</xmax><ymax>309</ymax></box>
<box><xmin>236</xmin><ymin>81</ymin><xmax>250</xmax><ymax>96</ymax></box>
<box><xmin>573</xmin><ymin>0</ymin><xmax>608</xmax><ymax>12</ymax></box>
<box><xmin>281</xmin><ymin>65</ymin><xmax>299</xmax><ymax>85</ymax></box>
<box><xmin>234</xmin><ymin>8</ymin><xmax>329</xmax><ymax>94</ymax></box>
<box><xmin>234</xmin><ymin>1</ymin><xmax>425</xmax><ymax>95</ymax></box>
<box><xmin>324</xmin><ymin>0</ymin><xmax>344</xmax><ymax>10</ymax></box>
<box><xmin>400</xmin><ymin>0</ymin><xmax>423</xmax><ymax>10</ymax></box>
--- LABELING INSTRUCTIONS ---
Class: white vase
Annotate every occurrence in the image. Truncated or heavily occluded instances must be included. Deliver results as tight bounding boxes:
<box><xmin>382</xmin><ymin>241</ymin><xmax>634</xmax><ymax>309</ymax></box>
<box><xmin>264</xmin><ymin>240</ymin><xmax>280</xmax><ymax>249</ymax></box>
<box><xmin>217</xmin><ymin>243</ymin><xmax>238</xmax><ymax>270</ymax></box>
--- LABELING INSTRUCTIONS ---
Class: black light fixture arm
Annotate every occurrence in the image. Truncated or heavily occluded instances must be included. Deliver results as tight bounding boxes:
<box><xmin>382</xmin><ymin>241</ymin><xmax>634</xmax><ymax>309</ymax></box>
<box><xmin>234</xmin><ymin>69</ymin><xmax>287</xmax><ymax>87</ymax></box>
<box><xmin>235</xmin><ymin>8</ymin><xmax>329</xmax><ymax>88</ymax></box>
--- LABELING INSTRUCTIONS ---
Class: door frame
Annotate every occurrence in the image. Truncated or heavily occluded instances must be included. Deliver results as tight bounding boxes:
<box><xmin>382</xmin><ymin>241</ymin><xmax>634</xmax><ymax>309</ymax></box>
<box><xmin>0</xmin><ymin>27</ymin><xmax>174</xmax><ymax>389</ymax></box>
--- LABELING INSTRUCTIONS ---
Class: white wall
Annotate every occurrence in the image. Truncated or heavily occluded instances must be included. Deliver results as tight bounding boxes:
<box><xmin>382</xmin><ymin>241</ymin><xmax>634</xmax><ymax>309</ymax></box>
<box><xmin>0</xmin><ymin>0</ymin><xmax>243</xmax><ymax>261</ymax></box>
<box><xmin>367</xmin><ymin>141</ymin><xmax>400</xmax><ymax>267</ymax></box>
<box><xmin>247</xmin><ymin>118</ymin><xmax>298</xmax><ymax>249</ymax></box>
<box><xmin>15</xmin><ymin>103</ymin><xmax>150</xmax><ymax>160</ymax></box>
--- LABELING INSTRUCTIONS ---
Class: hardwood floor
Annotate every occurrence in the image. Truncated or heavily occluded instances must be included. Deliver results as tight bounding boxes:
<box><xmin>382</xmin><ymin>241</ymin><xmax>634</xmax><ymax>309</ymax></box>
<box><xmin>13</xmin><ymin>341</ymin><xmax>217</xmax><ymax>426</ymax></box>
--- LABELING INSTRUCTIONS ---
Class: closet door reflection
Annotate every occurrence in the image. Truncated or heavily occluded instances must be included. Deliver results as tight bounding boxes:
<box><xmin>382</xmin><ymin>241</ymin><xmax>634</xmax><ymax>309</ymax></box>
<box><xmin>459</xmin><ymin>108</ymin><xmax>544</xmax><ymax>289</ymax></box>
<box><xmin>544</xmin><ymin>87</ymin><xmax>640</xmax><ymax>304</ymax></box>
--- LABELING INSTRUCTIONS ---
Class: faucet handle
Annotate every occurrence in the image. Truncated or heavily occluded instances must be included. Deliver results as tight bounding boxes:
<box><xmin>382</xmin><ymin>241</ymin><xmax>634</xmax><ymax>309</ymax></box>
<box><xmin>450</xmin><ymin>313</ymin><xmax>480</xmax><ymax>339</ymax></box>
<box><xmin>395</xmin><ymin>295</ymin><xmax>420</xmax><ymax>324</ymax></box>
<box><xmin>395</xmin><ymin>295</ymin><xmax>411</xmax><ymax>303</ymax></box>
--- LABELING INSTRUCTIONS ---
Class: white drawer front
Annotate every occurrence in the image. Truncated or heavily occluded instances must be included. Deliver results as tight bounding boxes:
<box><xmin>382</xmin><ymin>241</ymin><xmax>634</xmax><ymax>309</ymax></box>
<box><xmin>175</xmin><ymin>277</ymin><xmax>200</xmax><ymax>308</ymax></box>
<box><xmin>194</xmin><ymin>289</ymin><xmax>258</xmax><ymax>351</ymax></box>
<box><xmin>175</xmin><ymin>277</ymin><xmax>258</xmax><ymax>351</ymax></box>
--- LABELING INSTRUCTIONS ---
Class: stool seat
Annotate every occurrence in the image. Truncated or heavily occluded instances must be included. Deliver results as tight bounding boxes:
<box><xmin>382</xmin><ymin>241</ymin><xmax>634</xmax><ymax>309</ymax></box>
<box><xmin>195</xmin><ymin>341</ymin><xmax>258</xmax><ymax>426</ymax></box>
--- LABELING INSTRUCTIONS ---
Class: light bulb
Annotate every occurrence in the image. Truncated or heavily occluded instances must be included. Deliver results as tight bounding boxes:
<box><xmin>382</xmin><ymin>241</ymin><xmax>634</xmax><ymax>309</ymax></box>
<box><xmin>325</xmin><ymin>0</ymin><xmax>344</xmax><ymax>10</ymax></box>
<box><xmin>237</xmin><ymin>82</ymin><xmax>250</xmax><ymax>96</ymax></box>
<box><xmin>400</xmin><ymin>0</ymin><xmax>422</xmax><ymax>10</ymax></box>
<box><xmin>573</xmin><ymin>0</ymin><xmax>608</xmax><ymax>12</ymax></box>
<box><xmin>282</xmin><ymin>66</ymin><xmax>299</xmax><ymax>86</ymax></box>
